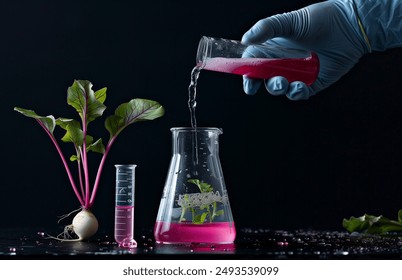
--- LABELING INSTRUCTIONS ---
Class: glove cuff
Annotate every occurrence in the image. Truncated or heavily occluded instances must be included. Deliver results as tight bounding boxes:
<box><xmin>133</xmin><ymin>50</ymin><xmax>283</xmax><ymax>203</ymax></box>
<box><xmin>353</xmin><ymin>0</ymin><xmax>402</xmax><ymax>51</ymax></box>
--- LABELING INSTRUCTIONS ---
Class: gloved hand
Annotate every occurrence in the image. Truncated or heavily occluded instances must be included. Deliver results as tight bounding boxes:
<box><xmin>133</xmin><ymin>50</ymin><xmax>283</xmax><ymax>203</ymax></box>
<box><xmin>242</xmin><ymin>0</ymin><xmax>402</xmax><ymax>100</ymax></box>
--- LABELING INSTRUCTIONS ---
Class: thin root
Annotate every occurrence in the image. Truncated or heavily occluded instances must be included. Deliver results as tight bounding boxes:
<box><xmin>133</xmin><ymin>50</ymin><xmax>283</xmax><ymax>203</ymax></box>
<box><xmin>57</xmin><ymin>207</ymin><xmax>82</xmax><ymax>224</ymax></box>
<box><xmin>45</xmin><ymin>224</ymin><xmax>83</xmax><ymax>242</ymax></box>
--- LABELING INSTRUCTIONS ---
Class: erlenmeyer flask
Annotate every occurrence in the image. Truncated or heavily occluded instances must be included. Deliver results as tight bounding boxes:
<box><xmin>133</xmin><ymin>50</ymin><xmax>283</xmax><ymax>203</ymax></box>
<box><xmin>154</xmin><ymin>127</ymin><xmax>236</xmax><ymax>244</ymax></box>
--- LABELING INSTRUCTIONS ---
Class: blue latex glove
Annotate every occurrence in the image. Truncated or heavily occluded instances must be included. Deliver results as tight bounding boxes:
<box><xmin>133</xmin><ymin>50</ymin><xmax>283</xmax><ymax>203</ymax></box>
<box><xmin>242</xmin><ymin>0</ymin><xmax>402</xmax><ymax>100</ymax></box>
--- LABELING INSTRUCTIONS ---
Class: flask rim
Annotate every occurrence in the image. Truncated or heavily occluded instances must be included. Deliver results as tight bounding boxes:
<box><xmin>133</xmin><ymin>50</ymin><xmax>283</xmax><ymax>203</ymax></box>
<box><xmin>196</xmin><ymin>36</ymin><xmax>212</xmax><ymax>68</ymax></box>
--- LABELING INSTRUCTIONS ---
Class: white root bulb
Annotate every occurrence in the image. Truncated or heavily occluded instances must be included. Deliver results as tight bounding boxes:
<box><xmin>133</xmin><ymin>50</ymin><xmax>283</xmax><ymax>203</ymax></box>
<box><xmin>48</xmin><ymin>209</ymin><xmax>99</xmax><ymax>242</ymax></box>
<box><xmin>72</xmin><ymin>209</ymin><xmax>99</xmax><ymax>240</ymax></box>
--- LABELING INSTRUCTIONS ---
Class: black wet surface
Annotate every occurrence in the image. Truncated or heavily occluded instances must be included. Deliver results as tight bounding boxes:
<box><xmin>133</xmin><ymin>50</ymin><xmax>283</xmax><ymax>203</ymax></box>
<box><xmin>1</xmin><ymin>227</ymin><xmax>401</xmax><ymax>259</ymax></box>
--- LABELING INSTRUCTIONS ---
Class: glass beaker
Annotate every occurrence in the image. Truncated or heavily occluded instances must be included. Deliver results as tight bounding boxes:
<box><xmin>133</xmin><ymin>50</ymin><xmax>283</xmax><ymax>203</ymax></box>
<box><xmin>154</xmin><ymin>127</ymin><xmax>236</xmax><ymax>244</ymax></box>
<box><xmin>196</xmin><ymin>36</ymin><xmax>319</xmax><ymax>85</ymax></box>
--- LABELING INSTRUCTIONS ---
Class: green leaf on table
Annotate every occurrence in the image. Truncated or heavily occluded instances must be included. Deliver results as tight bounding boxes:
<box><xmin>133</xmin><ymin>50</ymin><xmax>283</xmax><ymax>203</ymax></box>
<box><xmin>67</xmin><ymin>80</ymin><xmax>107</xmax><ymax>126</ymax></box>
<box><xmin>14</xmin><ymin>107</ymin><xmax>56</xmax><ymax>134</ymax></box>
<box><xmin>343</xmin><ymin>213</ymin><xmax>402</xmax><ymax>234</ymax></box>
<box><xmin>105</xmin><ymin>98</ymin><xmax>164</xmax><ymax>139</ymax></box>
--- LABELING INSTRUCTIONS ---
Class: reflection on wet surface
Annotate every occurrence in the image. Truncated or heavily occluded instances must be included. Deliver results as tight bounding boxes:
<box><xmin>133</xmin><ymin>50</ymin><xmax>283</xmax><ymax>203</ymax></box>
<box><xmin>1</xmin><ymin>228</ymin><xmax>401</xmax><ymax>259</ymax></box>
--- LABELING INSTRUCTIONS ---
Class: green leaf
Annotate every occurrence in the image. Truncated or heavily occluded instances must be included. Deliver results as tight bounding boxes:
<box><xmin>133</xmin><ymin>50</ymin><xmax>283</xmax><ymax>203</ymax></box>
<box><xmin>70</xmin><ymin>155</ymin><xmax>78</xmax><ymax>162</ymax></box>
<box><xmin>55</xmin><ymin>118</ymin><xmax>76</xmax><ymax>130</ymax></box>
<box><xmin>87</xmin><ymin>138</ymin><xmax>105</xmax><ymax>154</ymax></box>
<box><xmin>14</xmin><ymin>107</ymin><xmax>56</xmax><ymax>134</ymax></box>
<box><xmin>193</xmin><ymin>212</ymin><xmax>208</xmax><ymax>224</ymax></box>
<box><xmin>94</xmin><ymin>87</ymin><xmax>107</xmax><ymax>104</ymax></box>
<box><xmin>187</xmin><ymin>179</ymin><xmax>201</xmax><ymax>190</ymax></box>
<box><xmin>399</xmin><ymin>210</ymin><xmax>402</xmax><ymax>223</ymax></box>
<box><xmin>342</xmin><ymin>215</ymin><xmax>371</xmax><ymax>233</ymax></box>
<box><xmin>59</xmin><ymin>120</ymin><xmax>84</xmax><ymax>145</ymax></box>
<box><xmin>56</xmin><ymin>118</ymin><xmax>104</xmax><ymax>158</ymax></box>
<box><xmin>105</xmin><ymin>98</ymin><xmax>164</xmax><ymax>139</ymax></box>
<box><xmin>200</xmin><ymin>204</ymin><xmax>209</xmax><ymax>210</ymax></box>
<box><xmin>187</xmin><ymin>179</ymin><xmax>213</xmax><ymax>193</ymax></box>
<box><xmin>343</xmin><ymin>213</ymin><xmax>402</xmax><ymax>234</ymax></box>
<box><xmin>200</xmin><ymin>182</ymin><xmax>213</xmax><ymax>193</ymax></box>
<box><xmin>67</xmin><ymin>80</ymin><xmax>107</xmax><ymax>126</ymax></box>
<box><xmin>104</xmin><ymin>115</ymin><xmax>121</xmax><ymax>138</ymax></box>
<box><xmin>214</xmin><ymin>210</ymin><xmax>224</xmax><ymax>217</ymax></box>
<box><xmin>187</xmin><ymin>179</ymin><xmax>200</xmax><ymax>185</ymax></box>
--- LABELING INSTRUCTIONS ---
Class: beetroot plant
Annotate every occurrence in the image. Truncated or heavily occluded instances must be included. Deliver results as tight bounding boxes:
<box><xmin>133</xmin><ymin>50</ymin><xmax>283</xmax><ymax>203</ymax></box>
<box><xmin>14</xmin><ymin>80</ymin><xmax>164</xmax><ymax>241</ymax></box>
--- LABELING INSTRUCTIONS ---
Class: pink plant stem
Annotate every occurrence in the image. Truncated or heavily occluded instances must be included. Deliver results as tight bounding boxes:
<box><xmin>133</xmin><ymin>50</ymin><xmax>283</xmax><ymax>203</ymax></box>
<box><xmin>76</xmin><ymin>147</ymin><xmax>85</xmax><ymax>200</ymax></box>
<box><xmin>36</xmin><ymin>119</ymin><xmax>85</xmax><ymax>206</ymax></box>
<box><xmin>88</xmin><ymin>136</ymin><xmax>117</xmax><ymax>207</ymax></box>
<box><xmin>82</xmin><ymin>147</ymin><xmax>90</xmax><ymax>208</ymax></box>
<box><xmin>82</xmin><ymin>121</ymin><xmax>90</xmax><ymax>208</ymax></box>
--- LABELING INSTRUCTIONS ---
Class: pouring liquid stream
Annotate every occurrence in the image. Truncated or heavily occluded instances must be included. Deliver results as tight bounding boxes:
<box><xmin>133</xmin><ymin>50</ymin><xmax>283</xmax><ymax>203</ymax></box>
<box><xmin>188</xmin><ymin>66</ymin><xmax>201</xmax><ymax>166</ymax></box>
<box><xmin>188</xmin><ymin>66</ymin><xmax>201</xmax><ymax>128</ymax></box>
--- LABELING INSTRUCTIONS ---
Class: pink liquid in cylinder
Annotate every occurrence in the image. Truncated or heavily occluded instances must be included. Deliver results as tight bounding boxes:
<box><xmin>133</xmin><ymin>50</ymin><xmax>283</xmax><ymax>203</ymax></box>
<box><xmin>201</xmin><ymin>52</ymin><xmax>319</xmax><ymax>85</ymax></box>
<box><xmin>154</xmin><ymin>221</ymin><xmax>236</xmax><ymax>244</ymax></box>
<box><xmin>115</xmin><ymin>205</ymin><xmax>137</xmax><ymax>248</ymax></box>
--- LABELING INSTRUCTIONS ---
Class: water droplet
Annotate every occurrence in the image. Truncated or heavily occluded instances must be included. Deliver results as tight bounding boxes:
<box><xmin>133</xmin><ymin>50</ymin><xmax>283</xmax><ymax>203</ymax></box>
<box><xmin>334</xmin><ymin>250</ymin><xmax>349</xmax><ymax>256</ymax></box>
<box><xmin>37</xmin><ymin>232</ymin><xmax>45</xmax><ymax>237</ymax></box>
<box><xmin>9</xmin><ymin>248</ymin><xmax>16</xmax><ymax>252</ymax></box>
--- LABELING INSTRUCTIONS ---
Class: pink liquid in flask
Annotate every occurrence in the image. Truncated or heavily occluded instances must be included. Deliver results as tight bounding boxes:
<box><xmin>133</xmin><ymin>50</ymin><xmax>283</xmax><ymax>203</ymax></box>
<box><xmin>154</xmin><ymin>221</ymin><xmax>236</xmax><ymax>244</ymax></box>
<box><xmin>201</xmin><ymin>52</ymin><xmax>319</xmax><ymax>85</ymax></box>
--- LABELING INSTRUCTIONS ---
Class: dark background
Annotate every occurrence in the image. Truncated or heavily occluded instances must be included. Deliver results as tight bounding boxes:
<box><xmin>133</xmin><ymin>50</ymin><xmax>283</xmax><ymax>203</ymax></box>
<box><xmin>1</xmin><ymin>0</ymin><xmax>402</xmax><ymax>235</ymax></box>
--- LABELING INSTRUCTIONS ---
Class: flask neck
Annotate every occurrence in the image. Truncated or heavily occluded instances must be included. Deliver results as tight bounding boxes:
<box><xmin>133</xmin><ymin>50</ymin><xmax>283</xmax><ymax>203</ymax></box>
<box><xmin>171</xmin><ymin>127</ymin><xmax>222</xmax><ymax>156</ymax></box>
